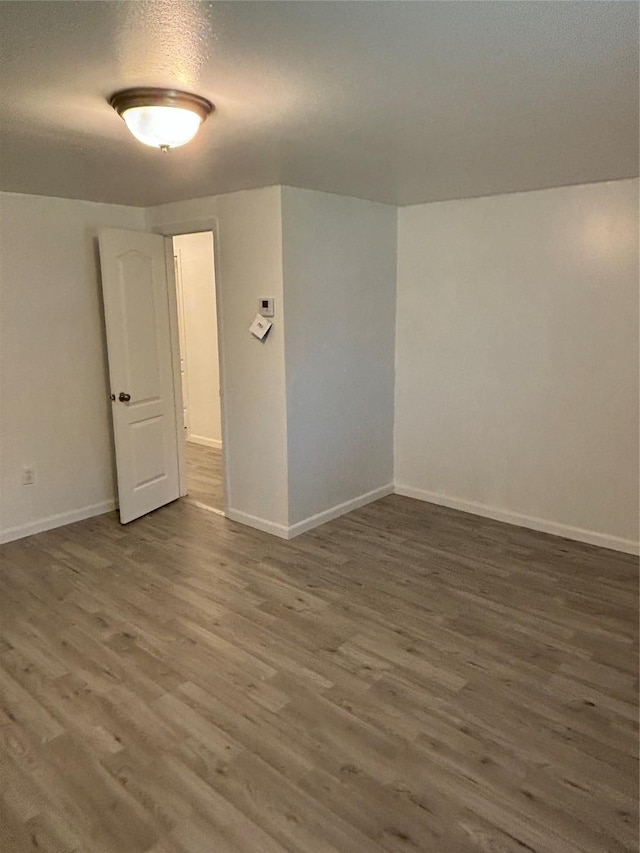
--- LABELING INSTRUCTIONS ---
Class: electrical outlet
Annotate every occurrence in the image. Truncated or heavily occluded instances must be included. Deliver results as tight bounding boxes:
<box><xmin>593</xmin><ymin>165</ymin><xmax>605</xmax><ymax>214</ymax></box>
<box><xmin>22</xmin><ymin>466</ymin><xmax>35</xmax><ymax>485</ymax></box>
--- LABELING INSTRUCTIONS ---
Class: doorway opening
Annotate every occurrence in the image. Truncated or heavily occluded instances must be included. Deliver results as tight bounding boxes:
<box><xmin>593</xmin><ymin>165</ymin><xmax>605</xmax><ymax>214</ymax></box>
<box><xmin>172</xmin><ymin>231</ymin><xmax>225</xmax><ymax>515</ymax></box>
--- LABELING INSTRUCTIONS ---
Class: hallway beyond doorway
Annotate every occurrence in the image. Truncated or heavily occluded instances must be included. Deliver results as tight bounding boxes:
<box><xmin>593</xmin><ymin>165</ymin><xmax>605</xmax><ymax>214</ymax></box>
<box><xmin>182</xmin><ymin>441</ymin><xmax>225</xmax><ymax>514</ymax></box>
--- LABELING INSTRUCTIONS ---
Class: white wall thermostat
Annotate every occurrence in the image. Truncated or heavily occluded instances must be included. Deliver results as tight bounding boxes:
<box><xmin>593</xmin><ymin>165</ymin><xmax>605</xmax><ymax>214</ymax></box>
<box><xmin>258</xmin><ymin>297</ymin><xmax>275</xmax><ymax>317</ymax></box>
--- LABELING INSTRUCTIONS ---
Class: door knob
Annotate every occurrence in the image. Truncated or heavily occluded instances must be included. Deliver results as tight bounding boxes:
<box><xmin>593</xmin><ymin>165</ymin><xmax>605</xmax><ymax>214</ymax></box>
<box><xmin>118</xmin><ymin>392</ymin><xmax>131</xmax><ymax>402</ymax></box>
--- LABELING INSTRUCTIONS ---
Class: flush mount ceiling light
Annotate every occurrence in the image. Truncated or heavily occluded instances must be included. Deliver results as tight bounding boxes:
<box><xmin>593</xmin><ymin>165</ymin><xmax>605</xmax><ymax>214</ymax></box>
<box><xmin>109</xmin><ymin>87</ymin><xmax>214</xmax><ymax>152</ymax></box>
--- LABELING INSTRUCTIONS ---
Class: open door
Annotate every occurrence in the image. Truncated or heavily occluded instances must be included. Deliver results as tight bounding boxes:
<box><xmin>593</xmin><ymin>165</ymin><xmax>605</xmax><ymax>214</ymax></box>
<box><xmin>98</xmin><ymin>228</ymin><xmax>183</xmax><ymax>524</ymax></box>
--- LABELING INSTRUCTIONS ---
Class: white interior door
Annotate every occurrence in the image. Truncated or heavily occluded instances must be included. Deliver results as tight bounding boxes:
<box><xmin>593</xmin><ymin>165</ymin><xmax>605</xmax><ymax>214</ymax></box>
<box><xmin>98</xmin><ymin>228</ymin><xmax>183</xmax><ymax>524</ymax></box>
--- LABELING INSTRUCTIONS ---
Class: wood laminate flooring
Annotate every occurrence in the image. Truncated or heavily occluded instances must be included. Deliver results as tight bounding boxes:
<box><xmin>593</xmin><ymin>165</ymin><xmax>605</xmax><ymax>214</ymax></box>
<box><xmin>183</xmin><ymin>442</ymin><xmax>224</xmax><ymax>514</ymax></box>
<box><xmin>0</xmin><ymin>495</ymin><xmax>637</xmax><ymax>853</ymax></box>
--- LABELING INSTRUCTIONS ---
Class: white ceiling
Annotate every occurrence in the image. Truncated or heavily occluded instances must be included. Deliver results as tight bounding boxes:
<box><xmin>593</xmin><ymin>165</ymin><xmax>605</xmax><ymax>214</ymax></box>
<box><xmin>0</xmin><ymin>1</ymin><xmax>638</xmax><ymax>208</ymax></box>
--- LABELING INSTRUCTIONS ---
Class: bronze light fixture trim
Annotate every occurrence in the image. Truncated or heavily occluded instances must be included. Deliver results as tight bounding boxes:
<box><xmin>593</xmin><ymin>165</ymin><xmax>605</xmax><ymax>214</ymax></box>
<box><xmin>109</xmin><ymin>87</ymin><xmax>214</xmax><ymax>151</ymax></box>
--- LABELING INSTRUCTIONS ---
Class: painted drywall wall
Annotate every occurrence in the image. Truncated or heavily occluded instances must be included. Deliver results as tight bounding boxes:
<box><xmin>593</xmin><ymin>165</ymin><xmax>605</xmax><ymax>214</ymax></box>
<box><xmin>173</xmin><ymin>232</ymin><xmax>221</xmax><ymax>448</ymax></box>
<box><xmin>3</xmin><ymin>179</ymin><xmax>636</xmax><ymax>548</ymax></box>
<box><xmin>0</xmin><ymin>191</ymin><xmax>147</xmax><ymax>542</ymax></box>
<box><xmin>148</xmin><ymin>187</ymin><xmax>289</xmax><ymax>533</ymax></box>
<box><xmin>395</xmin><ymin>178</ymin><xmax>640</xmax><ymax>553</ymax></box>
<box><xmin>281</xmin><ymin>187</ymin><xmax>397</xmax><ymax>529</ymax></box>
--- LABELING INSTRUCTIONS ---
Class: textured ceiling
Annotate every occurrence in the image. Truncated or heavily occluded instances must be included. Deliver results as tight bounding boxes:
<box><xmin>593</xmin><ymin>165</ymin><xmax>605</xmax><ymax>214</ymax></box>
<box><xmin>0</xmin><ymin>1</ymin><xmax>638</xmax><ymax>207</ymax></box>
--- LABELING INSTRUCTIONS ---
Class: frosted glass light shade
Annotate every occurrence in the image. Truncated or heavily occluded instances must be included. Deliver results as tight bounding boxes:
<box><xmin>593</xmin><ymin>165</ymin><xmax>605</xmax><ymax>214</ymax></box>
<box><xmin>109</xmin><ymin>88</ymin><xmax>214</xmax><ymax>151</ymax></box>
<box><xmin>122</xmin><ymin>105</ymin><xmax>202</xmax><ymax>149</ymax></box>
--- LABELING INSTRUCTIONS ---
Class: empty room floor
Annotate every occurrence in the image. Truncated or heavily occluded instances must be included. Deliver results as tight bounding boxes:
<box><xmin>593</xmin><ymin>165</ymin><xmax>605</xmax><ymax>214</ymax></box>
<box><xmin>183</xmin><ymin>441</ymin><xmax>224</xmax><ymax>514</ymax></box>
<box><xmin>0</xmin><ymin>496</ymin><xmax>637</xmax><ymax>853</ymax></box>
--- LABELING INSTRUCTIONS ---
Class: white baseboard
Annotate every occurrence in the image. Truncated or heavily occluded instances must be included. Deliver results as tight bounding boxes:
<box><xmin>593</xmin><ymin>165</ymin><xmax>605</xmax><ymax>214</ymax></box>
<box><xmin>287</xmin><ymin>483</ymin><xmax>395</xmax><ymax>539</ymax></box>
<box><xmin>187</xmin><ymin>435</ymin><xmax>222</xmax><ymax>449</ymax></box>
<box><xmin>226</xmin><ymin>483</ymin><xmax>394</xmax><ymax>541</ymax></box>
<box><xmin>0</xmin><ymin>499</ymin><xmax>117</xmax><ymax>546</ymax></box>
<box><xmin>394</xmin><ymin>484</ymin><xmax>639</xmax><ymax>556</ymax></box>
<box><xmin>225</xmin><ymin>507</ymin><xmax>290</xmax><ymax>539</ymax></box>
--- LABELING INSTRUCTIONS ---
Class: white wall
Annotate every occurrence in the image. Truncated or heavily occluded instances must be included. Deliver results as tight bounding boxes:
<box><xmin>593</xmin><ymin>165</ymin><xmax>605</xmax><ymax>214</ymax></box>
<box><xmin>281</xmin><ymin>187</ymin><xmax>397</xmax><ymax>530</ymax></box>
<box><xmin>0</xmin><ymin>192</ymin><xmax>147</xmax><ymax>542</ymax></box>
<box><xmin>173</xmin><ymin>232</ymin><xmax>221</xmax><ymax>447</ymax></box>
<box><xmin>3</xmin><ymin>180</ymin><xmax>636</xmax><ymax>550</ymax></box>
<box><xmin>152</xmin><ymin>186</ymin><xmax>398</xmax><ymax>537</ymax></box>
<box><xmin>395</xmin><ymin>178</ymin><xmax>639</xmax><ymax>553</ymax></box>
<box><xmin>148</xmin><ymin>187</ymin><xmax>289</xmax><ymax>534</ymax></box>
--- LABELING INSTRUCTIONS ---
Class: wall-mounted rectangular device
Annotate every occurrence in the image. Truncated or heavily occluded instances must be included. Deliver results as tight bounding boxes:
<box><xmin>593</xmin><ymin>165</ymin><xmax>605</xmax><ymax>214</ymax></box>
<box><xmin>258</xmin><ymin>297</ymin><xmax>275</xmax><ymax>317</ymax></box>
<box><xmin>250</xmin><ymin>313</ymin><xmax>272</xmax><ymax>340</ymax></box>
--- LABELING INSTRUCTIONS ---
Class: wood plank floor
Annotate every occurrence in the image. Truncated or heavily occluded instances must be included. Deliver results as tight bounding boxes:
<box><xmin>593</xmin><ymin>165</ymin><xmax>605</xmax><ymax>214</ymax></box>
<box><xmin>0</xmin><ymin>496</ymin><xmax>637</xmax><ymax>853</ymax></box>
<box><xmin>183</xmin><ymin>441</ymin><xmax>224</xmax><ymax>513</ymax></box>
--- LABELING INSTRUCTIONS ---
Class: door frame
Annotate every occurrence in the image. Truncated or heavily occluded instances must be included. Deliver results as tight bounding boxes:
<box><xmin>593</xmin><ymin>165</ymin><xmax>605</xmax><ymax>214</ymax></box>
<box><xmin>153</xmin><ymin>217</ymin><xmax>229</xmax><ymax>515</ymax></box>
<box><xmin>172</xmin><ymin>249</ymin><xmax>191</xmax><ymax>439</ymax></box>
